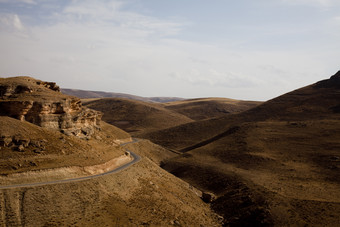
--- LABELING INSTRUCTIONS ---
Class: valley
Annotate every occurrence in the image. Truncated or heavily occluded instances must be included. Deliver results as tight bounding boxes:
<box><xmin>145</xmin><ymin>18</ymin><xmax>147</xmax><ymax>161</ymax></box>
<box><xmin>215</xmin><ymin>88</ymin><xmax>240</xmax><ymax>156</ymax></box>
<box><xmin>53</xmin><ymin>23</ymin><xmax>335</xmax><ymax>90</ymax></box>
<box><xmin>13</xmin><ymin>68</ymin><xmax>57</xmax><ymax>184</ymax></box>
<box><xmin>1</xmin><ymin>71</ymin><xmax>340</xmax><ymax>226</ymax></box>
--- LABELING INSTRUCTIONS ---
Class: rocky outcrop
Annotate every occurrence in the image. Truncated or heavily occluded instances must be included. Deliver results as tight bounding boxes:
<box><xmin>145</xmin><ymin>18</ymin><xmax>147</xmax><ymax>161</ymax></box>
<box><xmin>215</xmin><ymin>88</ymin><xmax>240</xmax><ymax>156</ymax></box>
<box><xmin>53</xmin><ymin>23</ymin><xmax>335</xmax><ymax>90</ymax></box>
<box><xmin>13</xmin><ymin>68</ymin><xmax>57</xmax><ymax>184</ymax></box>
<box><xmin>0</xmin><ymin>77</ymin><xmax>102</xmax><ymax>139</ymax></box>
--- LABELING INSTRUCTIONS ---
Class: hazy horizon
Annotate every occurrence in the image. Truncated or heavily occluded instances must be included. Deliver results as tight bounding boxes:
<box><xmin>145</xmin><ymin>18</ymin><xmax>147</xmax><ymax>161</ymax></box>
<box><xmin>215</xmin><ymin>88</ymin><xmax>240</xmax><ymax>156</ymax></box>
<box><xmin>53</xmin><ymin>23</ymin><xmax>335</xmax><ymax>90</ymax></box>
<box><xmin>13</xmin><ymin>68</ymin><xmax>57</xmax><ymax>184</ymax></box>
<box><xmin>0</xmin><ymin>0</ymin><xmax>339</xmax><ymax>101</ymax></box>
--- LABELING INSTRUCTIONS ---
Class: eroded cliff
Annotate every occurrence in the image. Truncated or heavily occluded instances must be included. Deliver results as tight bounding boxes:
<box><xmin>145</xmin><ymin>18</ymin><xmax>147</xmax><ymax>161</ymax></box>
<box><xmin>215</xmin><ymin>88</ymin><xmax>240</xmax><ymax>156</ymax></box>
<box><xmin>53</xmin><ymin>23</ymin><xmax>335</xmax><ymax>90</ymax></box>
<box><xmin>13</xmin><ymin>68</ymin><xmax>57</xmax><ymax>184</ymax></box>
<box><xmin>0</xmin><ymin>77</ymin><xmax>102</xmax><ymax>139</ymax></box>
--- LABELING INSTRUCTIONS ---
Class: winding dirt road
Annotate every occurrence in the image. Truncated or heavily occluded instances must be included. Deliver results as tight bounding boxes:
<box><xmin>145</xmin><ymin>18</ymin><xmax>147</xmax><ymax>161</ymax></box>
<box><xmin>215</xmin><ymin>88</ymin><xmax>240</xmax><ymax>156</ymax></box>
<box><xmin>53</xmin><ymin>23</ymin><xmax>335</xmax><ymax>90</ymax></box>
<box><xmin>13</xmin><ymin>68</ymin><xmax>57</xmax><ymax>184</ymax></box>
<box><xmin>0</xmin><ymin>138</ymin><xmax>141</xmax><ymax>189</ymax></box>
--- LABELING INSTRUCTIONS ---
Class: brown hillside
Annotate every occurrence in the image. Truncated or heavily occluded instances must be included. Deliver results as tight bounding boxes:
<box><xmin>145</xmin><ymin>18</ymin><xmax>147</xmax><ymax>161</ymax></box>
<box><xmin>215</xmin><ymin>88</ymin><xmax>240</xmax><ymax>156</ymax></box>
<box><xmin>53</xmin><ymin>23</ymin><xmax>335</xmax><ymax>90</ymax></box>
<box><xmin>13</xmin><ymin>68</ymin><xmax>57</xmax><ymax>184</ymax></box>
<box><xmin>84</xmin><ymin>98</ymin><xmax>194</xmax><ymax>135</ymax></box>
<box><xmin>61</xmin><ymin>88</ymin><xmax>184</xmax><ymax>103</ymax></box>
<box><xmin>0</xmin><ymin>77</ymin><xmax>220</xmax><ymax>226</ymax></box>
<box><xmin>159</xmin><ymin>71</ymin><xmax>340</xmax><ymax>225</ymax></box>
<box><xmin>0</xmin><ymin>117</ymin><xmax>220</xmax><ymax>226</ymax></box>
<box><xmin>0</xmin><ymin>115</ymin><xmax>130</xmax><ymax>175</ymax></box>
<box><xmin>0</xmin><ymin>152</ymin><xmax>220</xmax><ymax>226</ymax></box>
<box><xmin>164</xmin><ymin>97</ymin><xmax>261</xmax><ymax>121</ymax></box>
<box><xmin>143</xmin><ymin>71</ymin><xmax>340</xmax><ymax>151</ymax></box>
<box><xmin>0</xmin><ymin>77</ymin><xmax>131</xmax><ymax>174</ymax></box>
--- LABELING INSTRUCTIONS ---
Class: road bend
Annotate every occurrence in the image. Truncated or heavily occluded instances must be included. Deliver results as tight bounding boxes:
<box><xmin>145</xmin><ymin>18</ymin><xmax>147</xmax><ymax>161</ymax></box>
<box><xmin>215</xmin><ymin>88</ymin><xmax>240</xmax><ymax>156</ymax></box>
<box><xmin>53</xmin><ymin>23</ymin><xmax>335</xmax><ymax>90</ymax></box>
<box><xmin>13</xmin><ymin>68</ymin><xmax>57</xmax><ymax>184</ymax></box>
<box><xmin>0</xmin><ymin>138</ymin><xmax>141</xmax><ymax>189</ymax></box>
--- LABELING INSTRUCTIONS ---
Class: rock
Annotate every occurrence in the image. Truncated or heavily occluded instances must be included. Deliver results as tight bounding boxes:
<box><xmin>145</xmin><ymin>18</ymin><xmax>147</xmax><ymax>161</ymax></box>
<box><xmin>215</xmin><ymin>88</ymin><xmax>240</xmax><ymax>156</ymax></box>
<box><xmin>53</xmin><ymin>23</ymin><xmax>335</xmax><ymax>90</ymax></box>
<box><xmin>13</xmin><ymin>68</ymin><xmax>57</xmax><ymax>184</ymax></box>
<box><xmin>29</xmin><ymin>161</ymin><xmax>37</xmax><ymax>166</ymax></box>
<box><xmin>16</xmin><ymin>145</ymin><xmax>25</xmax><ymax>152</ymax></box>
<box><xmin>36</xmin><ymin>81</ymin><xmax>60</xmax><ymax>92</ymax></box>
<box><xmin>81</xmin><ymin>126</ymin><xmax>93</xmax><ymax>136</ymax></box>
<box><xmin>0</xmin><ymin>136</ymin><xmax>12</xmax><ymax>147</ymax></box>
<box><xmin>33</xmin><ymin>149</ymin><xmax>41</xmax><ymax>154</ymax></box>
<box><xmin>202</xmin><ymin>192</ymin><xmax>216</xmax><ymax>203</ymax></box>
<box><xmin>30</xmin><ymin>140</ymin><xmax>41</xmax><ymax>148</ymax></box>
<box><xmin>13</xmin><ymin>136</ymin><xmax>30</xmax><ymax>147</ymax></box>
<box><xmin>170</xmin><ymin>220</ymin><xmax>180</xmax><ymax>226</ymax></box>
<box><xmin>0</xmin><ymin>77</ymin><xmax>102</xmax><ymax>139</ymax></box>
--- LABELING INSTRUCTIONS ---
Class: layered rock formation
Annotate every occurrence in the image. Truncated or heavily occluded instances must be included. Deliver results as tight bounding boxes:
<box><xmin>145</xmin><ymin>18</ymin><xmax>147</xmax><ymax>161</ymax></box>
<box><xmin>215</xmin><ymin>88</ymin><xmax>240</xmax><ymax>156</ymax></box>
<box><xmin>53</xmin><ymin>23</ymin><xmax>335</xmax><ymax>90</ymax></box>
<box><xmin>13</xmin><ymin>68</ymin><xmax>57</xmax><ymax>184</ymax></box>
<box><xmin>0</xmin><ymin>77</ymin><xmax>102</xmax><ymax>139</ymax></box>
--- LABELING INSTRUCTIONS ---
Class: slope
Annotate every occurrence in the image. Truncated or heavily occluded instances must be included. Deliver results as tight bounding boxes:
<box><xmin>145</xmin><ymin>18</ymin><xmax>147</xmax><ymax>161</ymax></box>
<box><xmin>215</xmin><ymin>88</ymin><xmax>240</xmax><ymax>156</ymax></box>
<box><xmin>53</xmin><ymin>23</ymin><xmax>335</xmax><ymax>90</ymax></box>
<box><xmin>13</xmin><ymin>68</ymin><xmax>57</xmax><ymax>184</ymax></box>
<box><xmin>0</xmin><ymin>139</ymin><xmax>220</xmax><ymax>226</ymax></box>
<box><xmin>160</xmin><ymin>71</ymin><xmax>340</xmax><ymax>225</ymax></box>
<box><xmin>84</xmin><ymin>98</ymin><xmax>194</xmax><ymax>135</ymax></box>
<box><xmin>164</xmin><ymin>97</ymin><xmax>261</xmax><ymax>120</ymax></box>
<box><xmin>143</xmin><ymin>71</ymin><xmax>340</xmax><ymax>151</ymax></box>
<box><xmin>61</xmin><ymin>88</ymin><xmax>184</xmax><ymax>103</ymax></box>
<box><xmin>0</xmin><ymin>77</ymin><xmax>220</xmax><ymax>226</ymax></box>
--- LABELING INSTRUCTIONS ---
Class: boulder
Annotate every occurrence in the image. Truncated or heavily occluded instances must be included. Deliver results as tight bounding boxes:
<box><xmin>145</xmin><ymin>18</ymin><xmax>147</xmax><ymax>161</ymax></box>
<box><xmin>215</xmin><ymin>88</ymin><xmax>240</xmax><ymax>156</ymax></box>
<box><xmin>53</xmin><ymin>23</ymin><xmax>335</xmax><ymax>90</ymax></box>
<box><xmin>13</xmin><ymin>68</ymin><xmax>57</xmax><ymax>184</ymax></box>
<box><xmin>201</xmin><ymin>192</ymin><xmax>216</xmax><ymax>203</ymax></box>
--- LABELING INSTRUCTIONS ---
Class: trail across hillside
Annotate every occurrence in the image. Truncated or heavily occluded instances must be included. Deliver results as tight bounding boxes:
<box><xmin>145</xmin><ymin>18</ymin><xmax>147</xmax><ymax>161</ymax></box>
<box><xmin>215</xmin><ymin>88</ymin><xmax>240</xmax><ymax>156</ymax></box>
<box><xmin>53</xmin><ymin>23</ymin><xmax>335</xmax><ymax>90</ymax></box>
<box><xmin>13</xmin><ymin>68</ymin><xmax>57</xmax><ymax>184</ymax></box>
<box><xmin>179</xmin><ymin>126</ymin><xmax>240</xmax><ymax>153</ymax></box>
<box><xmin>0</xmin><ymin>139</ymin><xmax>141</xmax><ymax>189</ymax></box>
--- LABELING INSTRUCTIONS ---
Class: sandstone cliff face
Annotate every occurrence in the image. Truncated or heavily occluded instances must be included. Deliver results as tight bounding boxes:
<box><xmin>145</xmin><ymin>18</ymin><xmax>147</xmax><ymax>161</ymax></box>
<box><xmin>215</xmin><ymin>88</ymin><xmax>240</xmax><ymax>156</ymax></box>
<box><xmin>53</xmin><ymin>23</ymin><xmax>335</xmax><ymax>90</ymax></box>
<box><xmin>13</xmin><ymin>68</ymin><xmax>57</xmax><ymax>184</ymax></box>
<box><xmin>0</xmin><ymin>77</ymin><xmax>102</xmax><ymax>139</ymax></box>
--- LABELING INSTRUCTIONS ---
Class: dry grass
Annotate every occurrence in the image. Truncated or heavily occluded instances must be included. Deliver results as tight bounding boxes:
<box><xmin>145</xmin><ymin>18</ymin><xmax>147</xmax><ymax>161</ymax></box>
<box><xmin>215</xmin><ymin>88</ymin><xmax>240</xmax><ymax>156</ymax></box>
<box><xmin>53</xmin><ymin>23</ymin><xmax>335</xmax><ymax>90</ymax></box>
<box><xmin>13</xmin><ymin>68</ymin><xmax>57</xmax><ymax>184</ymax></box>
<box><xmin>0</xmin><ymin>116</ymin><xmax>130</xmax><ymax>175</ymax></box>
<box><xmin>84</xmin><ymin>98</ymin><xmax>194</xmax><ymax>135</ymax></box>
<box><xmin>164</xmin><ymin>97</ymin><xmax>261</xmax><ymax>120</ymax></box>
<box><xmin>0</xmin><ymin>142</ymin><xmax>220</xmax><ymax>227</ymax></box>
<box><xmin>158</xmin><ymin>75</ymin><xmax>340</xmax><ymax>225</ymax></box>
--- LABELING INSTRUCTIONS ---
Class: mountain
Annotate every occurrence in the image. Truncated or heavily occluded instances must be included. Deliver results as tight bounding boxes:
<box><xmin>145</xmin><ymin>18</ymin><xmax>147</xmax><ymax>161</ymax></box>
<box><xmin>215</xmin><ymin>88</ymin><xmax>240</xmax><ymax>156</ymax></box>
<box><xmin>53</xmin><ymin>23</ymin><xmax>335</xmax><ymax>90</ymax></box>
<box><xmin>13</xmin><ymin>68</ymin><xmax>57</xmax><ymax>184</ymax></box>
<box><xmin>142</xmin><ymin>71</ymin><xmax>340</xmax><ymax>151</ymax></box>
<box><xmin>3</xmin><ymin>71</ymin><xmax>340</xmax><ymax>226</ymax></box>
<box><xmin>152</xmin><ymin>71</ymin><xmax>340</xmax><ymax>226</ymax></box>
<box><xmin>61</xmin><ymin>88</ymin><xmax>184</xmax><ymax>103</ymax></box>
<box><xmin>0</xmin><ymin>77</ymin><xmax>220</xmax><ymax>226</ymax></box>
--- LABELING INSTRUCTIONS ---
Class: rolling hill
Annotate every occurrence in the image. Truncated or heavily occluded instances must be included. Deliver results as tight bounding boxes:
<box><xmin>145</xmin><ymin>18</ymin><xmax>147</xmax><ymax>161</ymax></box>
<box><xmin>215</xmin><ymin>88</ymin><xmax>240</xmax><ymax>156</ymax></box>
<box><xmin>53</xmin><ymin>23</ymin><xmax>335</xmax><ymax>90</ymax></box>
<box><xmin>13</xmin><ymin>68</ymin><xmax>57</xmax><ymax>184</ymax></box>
<box><xmin>84</xmin><ymin>98</ymin><xmax>194</xmax><ymax>135</ymax></box>
<box><xmin>61</xmin><ymin>88</ymin><xmax>184</xmax><ymax>103</ymax></box>
<box><xmin>154</xmin><ymin>71</ymin><xmax>340</xmax><ymax>225</ymax></box>
<box><xmin>83</xmin><ymin>97</ymin><xmax>261</xmax><ymax>136</ymax></box>
<box><xmin>2</xmin><ymin>71</ymin><xmax>340</xmax><ymax>226</ymax></box>
<box><xmin>164</xmin><ymin>98</ymin><xmax>262</xmax><ymax>121</ymax></box>
<box><xmin>0</xmin><ymin>77</ymin><xmax>220</xmax><ymax>226</ymax></box>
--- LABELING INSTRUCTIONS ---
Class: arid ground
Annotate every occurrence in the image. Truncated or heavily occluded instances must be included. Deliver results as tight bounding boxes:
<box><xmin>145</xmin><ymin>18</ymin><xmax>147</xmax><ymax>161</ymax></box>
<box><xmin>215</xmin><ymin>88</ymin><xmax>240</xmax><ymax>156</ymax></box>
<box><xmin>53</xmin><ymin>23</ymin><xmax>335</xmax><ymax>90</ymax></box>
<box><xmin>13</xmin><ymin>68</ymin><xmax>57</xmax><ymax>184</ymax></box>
<box><xmin>1</xmin><ymin>72</ymin><xmax>340</xmax><ymax>226</ymax></box>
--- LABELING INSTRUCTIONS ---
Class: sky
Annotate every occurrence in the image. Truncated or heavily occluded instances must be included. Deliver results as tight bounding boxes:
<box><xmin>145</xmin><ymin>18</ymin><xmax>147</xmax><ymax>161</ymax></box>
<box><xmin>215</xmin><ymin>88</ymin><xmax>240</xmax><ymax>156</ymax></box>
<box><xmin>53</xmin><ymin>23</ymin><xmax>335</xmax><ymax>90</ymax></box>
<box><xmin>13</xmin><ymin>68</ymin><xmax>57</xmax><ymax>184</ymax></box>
<box><xmin>0</xmin><ymin>0</ymin><xmax>339</xmax><ymax>101</ymax></box>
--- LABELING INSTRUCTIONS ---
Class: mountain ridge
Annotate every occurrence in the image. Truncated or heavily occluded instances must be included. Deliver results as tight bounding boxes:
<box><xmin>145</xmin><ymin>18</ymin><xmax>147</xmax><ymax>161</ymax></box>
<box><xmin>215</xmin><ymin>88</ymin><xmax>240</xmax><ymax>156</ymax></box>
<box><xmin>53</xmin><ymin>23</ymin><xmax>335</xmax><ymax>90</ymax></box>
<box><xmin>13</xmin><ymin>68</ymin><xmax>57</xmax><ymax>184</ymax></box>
<box><xmin>61</xmin><ymin>88</ymin><xmax>185</xmax><ymax>103</ymax></box>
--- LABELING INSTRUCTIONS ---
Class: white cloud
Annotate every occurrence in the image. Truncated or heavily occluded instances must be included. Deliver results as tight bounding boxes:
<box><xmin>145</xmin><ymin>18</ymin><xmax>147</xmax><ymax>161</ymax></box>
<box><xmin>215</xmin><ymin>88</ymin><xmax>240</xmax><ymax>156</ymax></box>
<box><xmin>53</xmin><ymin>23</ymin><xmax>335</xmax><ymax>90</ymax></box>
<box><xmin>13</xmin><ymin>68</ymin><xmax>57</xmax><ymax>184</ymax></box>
<box><xmin>0</xmin><ymin>0</ymin><xmax>339</xmax><ymax>100</ymax></box>
<box><xmin>0</xmin><ymin>14</ymin><xmax>23</xmax><ymax>30</ymax></box>
<box><xmin>60</xmin><ymin>0</ymin><xmax>183</xmax><ymax>38</ymax></box>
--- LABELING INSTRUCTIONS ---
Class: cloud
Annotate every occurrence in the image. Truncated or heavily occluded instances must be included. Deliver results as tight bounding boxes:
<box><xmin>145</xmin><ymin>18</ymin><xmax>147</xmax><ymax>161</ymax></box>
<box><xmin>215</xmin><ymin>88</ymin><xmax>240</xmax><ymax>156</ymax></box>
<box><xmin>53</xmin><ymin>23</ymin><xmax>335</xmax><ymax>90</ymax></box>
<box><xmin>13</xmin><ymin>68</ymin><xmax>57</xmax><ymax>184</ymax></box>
<box><xmin>170</xmin><ymin>69</ymin><xmax>257</xmax><ymax>88</ymax></box>
<box><xmin>0</xmin><ymin>14</ymin><xmax>23</xmax><ymax>30</ymax></box>
<box><xmin>280</xmin><ymin>0</ymin><xmax>337</xmax><ymax>7</ymax></box>
<box><xmin>0</xmin><ymin>0</ymin><xmax>339</xmax><ymax>100</ymax></box>
<box><xmin>0</xmin><ymin>0</ymin><xmax>36</xmax><ymax>4</ymax></box>
<box><xmin>60</xmin><ymin>0</ymin><xmax>183</xmax><ymax>38</ymax></box>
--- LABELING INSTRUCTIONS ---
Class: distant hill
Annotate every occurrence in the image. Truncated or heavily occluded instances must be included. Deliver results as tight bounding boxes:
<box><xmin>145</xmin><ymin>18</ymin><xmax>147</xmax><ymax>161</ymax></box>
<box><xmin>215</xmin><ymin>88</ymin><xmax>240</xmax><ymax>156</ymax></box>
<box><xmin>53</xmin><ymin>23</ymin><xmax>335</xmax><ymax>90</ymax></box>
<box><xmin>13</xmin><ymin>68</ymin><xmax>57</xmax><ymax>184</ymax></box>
<box><xmin>61</xmin><ymin>88</ymin><xmax>184</xmax><ymax>103</ymax></box>
<box><xmin>84</xmin><ymin>98</ymin><xmax>194</xmax><ymax>135</ymax></box>
<box><xmin>143</xmin><ymin>71</ymin><xmax>340</xmax><ymax>151</ymax></box>
<box><xmin>83</xmin><ymin>97</ymin><xmax>261</xmax><ymax>136</ymax></box>
<box><xmin>153</xmin><ymin>71</ymin><xmax>340</xmax><ymax>226</ymax></box>
<box><xmin>164</xmin><ymin>97</ymin><xmax>262</xmax><ymax>121</ymax></box>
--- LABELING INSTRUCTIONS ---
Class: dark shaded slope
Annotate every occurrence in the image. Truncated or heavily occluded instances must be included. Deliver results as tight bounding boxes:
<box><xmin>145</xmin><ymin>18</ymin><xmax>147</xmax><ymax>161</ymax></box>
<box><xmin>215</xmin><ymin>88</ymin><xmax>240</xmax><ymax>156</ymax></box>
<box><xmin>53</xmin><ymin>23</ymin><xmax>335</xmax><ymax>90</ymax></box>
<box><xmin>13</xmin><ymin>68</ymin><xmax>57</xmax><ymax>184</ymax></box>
<box><xmin>160</xmin><ymin>71</ymin><xmax>340</xmax><ymax>226</ymax></box>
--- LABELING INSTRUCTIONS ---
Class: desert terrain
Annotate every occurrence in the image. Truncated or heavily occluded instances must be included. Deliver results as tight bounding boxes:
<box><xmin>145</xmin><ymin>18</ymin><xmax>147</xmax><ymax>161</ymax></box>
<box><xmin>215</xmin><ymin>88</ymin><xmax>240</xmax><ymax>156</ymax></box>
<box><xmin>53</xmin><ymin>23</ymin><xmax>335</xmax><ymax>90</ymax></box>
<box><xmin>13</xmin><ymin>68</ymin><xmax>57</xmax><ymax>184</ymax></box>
<box><xmin>1</xmin><ymin>72</ymin><xmax>340</xmax><ymax>226</ymax></box>
<box><xmin>146</xmin><ymin>71</ymin><xmax>340</xmax><ymax>226</ymax></box>
<box><xmin>83</xmin><ymin>97</ymin><xmax>260</xmax><ymax>136</ymax></box>
<box><xmin>0</xmin><ymin>77</ymin><xmax>220</xmax><ymax>226</ymax></box>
